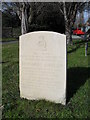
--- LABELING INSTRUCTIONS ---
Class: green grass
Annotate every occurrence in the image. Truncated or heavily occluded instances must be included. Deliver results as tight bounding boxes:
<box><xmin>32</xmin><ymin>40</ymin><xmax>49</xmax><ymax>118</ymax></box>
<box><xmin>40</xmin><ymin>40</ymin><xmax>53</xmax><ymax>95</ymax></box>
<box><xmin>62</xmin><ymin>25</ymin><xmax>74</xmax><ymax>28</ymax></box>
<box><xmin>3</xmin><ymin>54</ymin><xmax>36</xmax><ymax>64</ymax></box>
<box><xmin>2</xmin><ymin>41</ymin><xmax>90</xmax><ymax>119</ymax></box>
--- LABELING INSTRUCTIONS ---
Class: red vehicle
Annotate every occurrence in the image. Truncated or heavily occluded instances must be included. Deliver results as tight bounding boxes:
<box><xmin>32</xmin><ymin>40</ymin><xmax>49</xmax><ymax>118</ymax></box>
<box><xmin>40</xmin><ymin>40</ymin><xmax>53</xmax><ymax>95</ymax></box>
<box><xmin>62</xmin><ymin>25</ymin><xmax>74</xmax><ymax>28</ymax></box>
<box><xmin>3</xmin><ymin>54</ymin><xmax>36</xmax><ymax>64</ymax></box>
<box><xmin>73</xmin><ymin>29</ymin><xmax>85</xmax><ymax>35</ymax></box>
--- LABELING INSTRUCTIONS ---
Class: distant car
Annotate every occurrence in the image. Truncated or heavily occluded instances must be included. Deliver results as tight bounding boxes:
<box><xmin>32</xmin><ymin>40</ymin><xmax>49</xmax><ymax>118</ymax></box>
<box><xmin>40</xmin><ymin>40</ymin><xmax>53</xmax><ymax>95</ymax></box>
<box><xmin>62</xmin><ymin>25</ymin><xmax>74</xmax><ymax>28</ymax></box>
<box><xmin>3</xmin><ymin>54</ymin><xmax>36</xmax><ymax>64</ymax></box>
<box><xmin>73</xmin><ymin>29</ymin><xmax>85</xmax><ymax>35</ymax></box>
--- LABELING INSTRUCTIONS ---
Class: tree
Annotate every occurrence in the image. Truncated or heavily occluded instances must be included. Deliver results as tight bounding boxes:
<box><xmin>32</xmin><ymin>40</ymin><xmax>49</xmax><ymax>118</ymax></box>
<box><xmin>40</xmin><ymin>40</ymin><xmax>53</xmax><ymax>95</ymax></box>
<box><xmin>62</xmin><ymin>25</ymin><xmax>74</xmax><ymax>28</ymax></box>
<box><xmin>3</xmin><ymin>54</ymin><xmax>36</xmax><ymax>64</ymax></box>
<box><xmin>2</xmin><ymin>2</ymin><xmax>33</xmax><ymax>34</ymax></box>
<box><xmin>58</xmin><ymin>2</ymin><xmax>87</xmax><ymax>44</ymax></box>
<box><xmin>31</xmin><ymin>2</ymin><xmax>65</xmax><ymax>33</ymax></box>
<box><xmin>2</xmin><ymin>1</ymin><xmax>87</xmax><ymax>44</ymax></box>
<box><xmin>2</xmin><ymin>8</ymin><xmax>20</xmax><ymax>27</ymax></box>
<box><xmin>13</xmin><ymin>2</ymin><xmax>30</xmax><ymax>34</ymax></box>
<box><xmin>2</xmin><ymin>2</ymin><xmax>65</xmax><ymax>35</ymax></box>
<box><xmin>2</xmin><ymin>2</ymin><xmax>20</xmax><ymax>27</ymax></box>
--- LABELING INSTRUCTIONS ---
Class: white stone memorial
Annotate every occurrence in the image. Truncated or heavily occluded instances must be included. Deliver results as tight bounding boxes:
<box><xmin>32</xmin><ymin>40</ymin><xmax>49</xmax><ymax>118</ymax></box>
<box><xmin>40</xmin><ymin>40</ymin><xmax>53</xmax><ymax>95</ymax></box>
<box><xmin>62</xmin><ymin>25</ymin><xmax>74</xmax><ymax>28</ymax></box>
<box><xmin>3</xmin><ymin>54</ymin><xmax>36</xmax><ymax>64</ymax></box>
<box><xmin>19</xmin><ymin>31</ymin><xmax>66</xmax><ymax>105</ymax></box>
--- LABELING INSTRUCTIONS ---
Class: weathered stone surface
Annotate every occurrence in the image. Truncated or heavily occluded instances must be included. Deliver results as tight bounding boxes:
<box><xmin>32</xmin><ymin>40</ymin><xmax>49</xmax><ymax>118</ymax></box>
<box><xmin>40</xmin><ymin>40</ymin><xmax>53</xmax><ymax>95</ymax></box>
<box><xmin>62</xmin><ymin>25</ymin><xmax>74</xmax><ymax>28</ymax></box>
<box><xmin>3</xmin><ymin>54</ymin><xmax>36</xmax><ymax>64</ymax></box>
<box><xmin>19</xmin><ymin>31</ymin><xmax>66</xmax><ymax>105</ymax></box>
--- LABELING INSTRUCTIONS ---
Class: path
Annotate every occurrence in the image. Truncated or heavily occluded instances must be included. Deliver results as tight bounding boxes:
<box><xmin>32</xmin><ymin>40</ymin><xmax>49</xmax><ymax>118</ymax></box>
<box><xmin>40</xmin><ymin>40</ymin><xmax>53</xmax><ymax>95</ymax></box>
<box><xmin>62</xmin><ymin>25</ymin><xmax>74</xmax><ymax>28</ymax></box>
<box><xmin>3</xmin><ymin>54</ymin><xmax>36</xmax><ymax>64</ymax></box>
<box><xmin>0</xmin><ymin>40</ymin><xmax>18</xmax><ymax>45</ymax></box>
<box><xmin>72</xmin><ymin>35</ymin><xmax>84</xmax><ymax>40</ymax></box>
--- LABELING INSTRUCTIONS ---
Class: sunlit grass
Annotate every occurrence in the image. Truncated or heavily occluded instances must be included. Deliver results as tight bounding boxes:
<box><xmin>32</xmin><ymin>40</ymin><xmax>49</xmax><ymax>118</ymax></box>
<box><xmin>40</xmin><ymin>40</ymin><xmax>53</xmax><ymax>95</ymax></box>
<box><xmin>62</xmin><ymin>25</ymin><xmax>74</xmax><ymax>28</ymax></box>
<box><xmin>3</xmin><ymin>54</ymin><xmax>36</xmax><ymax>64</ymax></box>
<box><xmin>2</xmin><ymin>41</ymin><xmax>89</xmax><ymax>119</ymax></box>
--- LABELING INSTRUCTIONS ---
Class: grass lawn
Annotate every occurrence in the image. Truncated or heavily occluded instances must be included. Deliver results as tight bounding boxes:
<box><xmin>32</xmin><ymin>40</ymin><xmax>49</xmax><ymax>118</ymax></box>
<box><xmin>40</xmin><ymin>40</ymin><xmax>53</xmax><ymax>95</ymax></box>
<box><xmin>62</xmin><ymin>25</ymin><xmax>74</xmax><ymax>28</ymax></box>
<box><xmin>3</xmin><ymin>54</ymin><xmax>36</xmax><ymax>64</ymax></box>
<box><xmin>2</xmin><ymin>40</ymin><xmax>90</xmax><ymax>119</ymax></box>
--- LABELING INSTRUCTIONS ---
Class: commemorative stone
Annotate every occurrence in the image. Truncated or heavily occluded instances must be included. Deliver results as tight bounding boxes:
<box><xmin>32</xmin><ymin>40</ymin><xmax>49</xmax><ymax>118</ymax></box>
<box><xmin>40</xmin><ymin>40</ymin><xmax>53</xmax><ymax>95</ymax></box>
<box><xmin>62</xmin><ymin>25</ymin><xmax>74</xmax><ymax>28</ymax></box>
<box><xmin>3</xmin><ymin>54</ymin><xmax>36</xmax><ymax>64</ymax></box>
<box><xmin>19</xmin><ymin>31</ymin><xmax>66</xmax><ymax>105</ymax></box>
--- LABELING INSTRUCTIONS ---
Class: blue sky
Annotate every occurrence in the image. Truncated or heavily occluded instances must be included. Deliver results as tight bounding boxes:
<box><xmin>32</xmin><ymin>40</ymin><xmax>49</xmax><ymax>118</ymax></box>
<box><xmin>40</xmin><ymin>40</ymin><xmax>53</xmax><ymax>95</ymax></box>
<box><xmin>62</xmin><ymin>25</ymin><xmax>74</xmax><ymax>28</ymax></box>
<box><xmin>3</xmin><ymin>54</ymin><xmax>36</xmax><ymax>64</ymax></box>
<box><xmin>84</xmin><ymin>10</ymin><xmax>90</xmax><ymax>23</ymax></box>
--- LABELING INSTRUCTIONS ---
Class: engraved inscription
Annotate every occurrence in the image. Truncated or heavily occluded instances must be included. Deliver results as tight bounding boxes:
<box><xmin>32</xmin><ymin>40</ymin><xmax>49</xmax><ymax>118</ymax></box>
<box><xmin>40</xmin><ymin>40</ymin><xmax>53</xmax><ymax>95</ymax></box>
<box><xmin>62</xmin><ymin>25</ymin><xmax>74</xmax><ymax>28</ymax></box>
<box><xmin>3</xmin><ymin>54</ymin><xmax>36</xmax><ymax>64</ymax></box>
<box><xmin>37</xmin><ymin>35</ymin><xmax>47</xmax><ymax>50</ymax></box>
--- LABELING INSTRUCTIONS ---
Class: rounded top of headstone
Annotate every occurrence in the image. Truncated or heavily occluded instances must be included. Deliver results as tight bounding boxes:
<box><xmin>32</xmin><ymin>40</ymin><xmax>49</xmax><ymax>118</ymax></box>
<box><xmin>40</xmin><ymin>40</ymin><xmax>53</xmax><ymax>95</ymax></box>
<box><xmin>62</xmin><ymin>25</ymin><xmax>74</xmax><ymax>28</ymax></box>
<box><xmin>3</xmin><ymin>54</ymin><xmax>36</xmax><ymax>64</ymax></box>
<box><xmin>20</xmin><ymin>31</ymin><xmax>66</xmax><ymax>38</ymax></box>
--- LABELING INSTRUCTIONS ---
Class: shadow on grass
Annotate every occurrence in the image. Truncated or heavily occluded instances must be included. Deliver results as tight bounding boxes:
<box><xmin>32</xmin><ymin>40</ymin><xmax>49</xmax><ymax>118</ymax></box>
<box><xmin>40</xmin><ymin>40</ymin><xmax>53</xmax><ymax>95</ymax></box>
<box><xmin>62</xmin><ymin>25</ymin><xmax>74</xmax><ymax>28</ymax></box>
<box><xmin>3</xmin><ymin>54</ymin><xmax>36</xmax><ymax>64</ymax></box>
<box><xmin>67</xmin><ymin>44</ymin><xmax>80</xmax><ymax>53</ymax></box>
<box><xmin>0</xmin><ymin>61</ymin><xmax>9</xmax><ymax>64</ymax></box>
<box><xmin>66</xmin><ymin>67</ymin><xmax>90</xmax><ymax>103</ymax></box>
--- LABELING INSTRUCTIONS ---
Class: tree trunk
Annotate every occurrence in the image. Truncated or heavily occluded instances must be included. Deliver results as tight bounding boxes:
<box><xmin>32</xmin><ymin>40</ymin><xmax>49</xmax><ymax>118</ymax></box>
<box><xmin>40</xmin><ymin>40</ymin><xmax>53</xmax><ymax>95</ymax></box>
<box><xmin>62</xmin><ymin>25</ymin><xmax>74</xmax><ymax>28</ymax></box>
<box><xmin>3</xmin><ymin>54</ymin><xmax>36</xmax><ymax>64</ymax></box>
<box><xmin>63</xmin><ymin>2</ymin><xmax>72</xmax><ymax>45</ymax></box>
<box><xmin>65</xmin><ymin>30</ymin><xmax>72</xmax><ymax>45</ymax></box>
<box><xmin>21</xmin><ymin>3</ymin><xmax>28</xmax><ymax>35</ymax></box>
<box><xmin>65</xmin><ymin>23</ymin><xmax>72</xmax><ymax>45</ymax></box>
